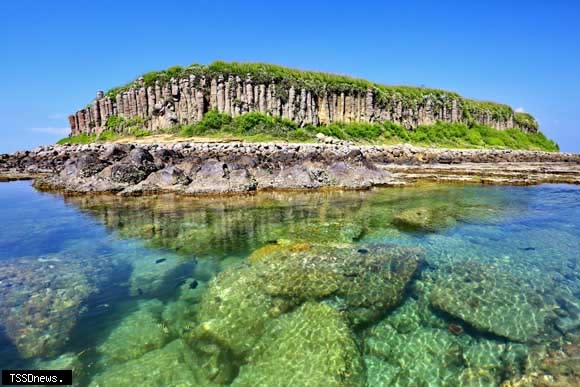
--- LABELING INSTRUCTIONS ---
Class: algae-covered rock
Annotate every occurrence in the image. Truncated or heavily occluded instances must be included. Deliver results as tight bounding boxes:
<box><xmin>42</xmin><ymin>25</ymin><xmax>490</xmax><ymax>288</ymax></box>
<box><xmin>264</xmin><ymin>220</ymin><xmax>364</xmax><ymax>245</ymax></box>
<box><xmin>0</xmin><ymin>254</ymin><xmax>110</xmax><ymax>358</ymax></box>
<box><xmin>429</xmin><ymin>261</ymin><xmax>548</xmax><ymax>342</ymax></box>
<box><xmin>90</xmin><ymin>339</ymin><xmax>215</xmax><ymax>387</ymax></box>
<box><xmin>232</xmin><ymin>302</ymin><xmax>365</xmax><ymax>387</ymax></box>
<box><xmin>191</xmin><ymin>264</ymin><xmax>280</xmax><ymax>358</ymax></box>
<box><xmin>33</xmin><ymin>352</ymin><xmax>83</xmax><ymax>385</ymax></box>
<box><xmin>365</xmin><ymin>321</ymin><xmax>466</xmax><ymax>385</ymax></box>
<box><xmin>126</xmin><ymin>249</ymin><xmax>194</xmax><ymax>297</ymax></box>
<box><xmin>161</xmin><ymin>280</ymin><xmax>207</xmax><ymax>336</ymax></box>
<box><xmin>191</xmin><ymin>243</ymin><xmax>420</xmax><ymax>383</ymax></box>
<box><xmin>463</xmin><ymin>341</ymin><xmax>506</xmax><ymax>371</ymax></box>
<box><xmin>392</xmin><ymin>206</ymin><xmax>457</xmax><ymax>232</ymax></box>
<box><xmin>194</xmin><ymin>244</ymin><xmax>421</xmax><ymax>359</ymax></box>
<box><xmin>258</xmin><ymin>244</ymin><xmax>422</xmax><ymax>326</ymax></box>
<box><xmin>97</xmin><ymin>299</ymin><xmax>169</xmax><ymax>365</ymax></box>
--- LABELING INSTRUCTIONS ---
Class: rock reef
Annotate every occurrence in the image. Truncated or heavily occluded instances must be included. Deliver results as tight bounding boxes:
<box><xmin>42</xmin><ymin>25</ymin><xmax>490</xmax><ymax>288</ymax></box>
<box><xmin>1</xmin><ymin>142</ymin><xmax>579</xmax><ymax>195</ymax></box>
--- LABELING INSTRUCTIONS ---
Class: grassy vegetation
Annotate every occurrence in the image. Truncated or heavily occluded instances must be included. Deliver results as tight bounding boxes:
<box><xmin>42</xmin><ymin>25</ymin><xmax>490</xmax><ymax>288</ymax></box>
<box><xmin>103</xmin><ymin>61</ymin><xmax>527</xmax><ymax>127</ymax></box>
<box><xmin>178</xmin><ymin>111</ymin><xmax>313</xmax><ymax>142</ymax></box>
<box><xmin>57</xmin><ymin>133</ymin><xmax>97</xmax><ymax>145</ymax></box>
<box><xmin>178</xmin><ymin>111</ymin><xmax>558</xmax><ymax>151</ymax></box>
<box><xmin>59</xmin><ymin>112</ymin><xmax>558</xmax><ymax>151</ymax></box>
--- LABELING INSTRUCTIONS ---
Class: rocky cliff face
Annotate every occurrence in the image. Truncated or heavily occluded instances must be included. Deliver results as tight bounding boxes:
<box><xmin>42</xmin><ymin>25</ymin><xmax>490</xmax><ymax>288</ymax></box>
<box><xmin>68</xmin><ymin>63</ymin><xmax>538</xmax><ymax>136</ymax></box>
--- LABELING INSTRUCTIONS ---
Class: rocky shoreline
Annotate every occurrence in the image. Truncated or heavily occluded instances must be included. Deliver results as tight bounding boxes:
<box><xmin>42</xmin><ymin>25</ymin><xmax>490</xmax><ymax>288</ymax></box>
<box><xmin>1</xmin><ymin>141</ymin><xmax>579</xmax><ymax>195</ymax></box>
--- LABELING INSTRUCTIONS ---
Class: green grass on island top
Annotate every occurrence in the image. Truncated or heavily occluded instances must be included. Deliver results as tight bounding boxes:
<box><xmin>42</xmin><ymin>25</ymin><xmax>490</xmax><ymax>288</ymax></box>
<box><xmin>58</xmin><ymin>111</ymin><xmax>559</xmax><ymax>152</ymax></box>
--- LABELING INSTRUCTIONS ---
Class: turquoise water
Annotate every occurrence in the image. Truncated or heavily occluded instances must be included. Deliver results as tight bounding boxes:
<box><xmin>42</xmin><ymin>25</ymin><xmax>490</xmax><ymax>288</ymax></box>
<box><xmin>0</xmin><ymin>180</ymin><xmax>578</xmax><ymax>386</ymax></box>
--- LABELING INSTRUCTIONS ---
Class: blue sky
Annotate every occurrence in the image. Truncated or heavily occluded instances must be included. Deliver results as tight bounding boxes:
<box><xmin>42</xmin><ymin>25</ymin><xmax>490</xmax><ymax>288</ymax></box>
<box><xmin>0</xmin><ymin>0</ymin><xmax>579</xmax><ymax>153</ymax></box>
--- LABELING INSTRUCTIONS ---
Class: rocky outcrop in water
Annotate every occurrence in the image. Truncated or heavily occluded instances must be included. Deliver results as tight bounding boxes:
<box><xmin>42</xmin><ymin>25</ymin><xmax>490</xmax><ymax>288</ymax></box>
<box><xmin>2</xmin><ymin>142</ymin><xmax>579</xmax><ymax>194</ymax></box>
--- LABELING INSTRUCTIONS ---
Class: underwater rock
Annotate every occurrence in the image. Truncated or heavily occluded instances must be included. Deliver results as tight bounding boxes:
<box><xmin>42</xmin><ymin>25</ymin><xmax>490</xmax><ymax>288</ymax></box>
<box><xmin>247</xmin><ymin>241</ymin><xmax>312</xmax><ymax>263</ymax></box>
<box><xmin>126</xmin><ymin>250</ymin><xmax>194</xmax><ymax>297</ymax></box>
<box><xmin>430</xmin><ymin>261</ymin><xmax>549</xmax><ymax>342</ymax></box>
<box><xmin>392</xmin><ymin>206</ymin><xmax>457</xmax><ymax>232</ymax></box>
<box><xmin>232</xmin><ymin>302</ymin><xmax>365</xmax><ymax>387</ymax></box>
<box><xmin>96</xmin><ymin>299</ymin><xmax>168</xmax><ymax>365</ymax></box>
<box><xmin>191</xmin><ymin>243</ymin><xmax>420</xmax><ymax>383</ymax></box>
<box><xmin>191</xmin><ymin>264</ymin><xmax>279</xmax><ymax>359</ymax></box>
<box><xmin>189</xmin><ymin>243</ymin><xmax>420</xmax><ymax>383</ymax></box>
<box><xmin>194</xmin><ymin>244</ymin><xmax>421</xmax><ymax>357</ymax></box>
<box><xmin>161</xmin><ymin>280</ymin><xmax>207</xmax><ymax>336</ymax></box>
<box><xmin>0</xmin><ymin>255</ymin><xmax>110</xmax><ymax>358</ymax></box>
<box><xmin>263</xmin><ymin>220</ymin><xmax>364</xmax><ymax>245</ymax></box>
<box><xmin>364</xmin><ymin>320</ymin><xmax>467</xmax><ymax>385</ymax></box>
<box><xmin>33</xmin><ymin>352</ymin><xmax>83</xmax><ymax>384</ymax></box>
<box><xmin>258</xmin><ymin>244</ymin><xmax>422</xmax><ymax>326</ymax></box>
<box><xmin>502</xmin><ymin>341</ymin><xmax>580</xmax><ymax>386</ymax></box>
<box><xmin>90</xmin><ymin>339</ymin><xmax>215</xmax><ymax>387</ymax></box>
<box><xmin>362</xmin><ymin>297</ymin><xmax>535</xmax><ymax>386</ymax></box>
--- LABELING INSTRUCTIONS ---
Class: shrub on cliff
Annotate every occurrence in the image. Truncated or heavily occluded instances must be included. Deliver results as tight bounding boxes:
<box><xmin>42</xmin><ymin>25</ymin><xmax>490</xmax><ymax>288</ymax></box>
<box><xmin>180</xmin><ymin>111</ymin><xmax>314</xmax><ymax>141</ymax></box>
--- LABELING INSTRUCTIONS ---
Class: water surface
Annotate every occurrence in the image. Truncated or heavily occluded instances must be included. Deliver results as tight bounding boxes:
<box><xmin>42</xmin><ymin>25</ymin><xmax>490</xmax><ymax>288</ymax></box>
<box><xmin>0</xmin><ymin>181</ymin><xmax>578</xmax><ymax>386</ymax></box>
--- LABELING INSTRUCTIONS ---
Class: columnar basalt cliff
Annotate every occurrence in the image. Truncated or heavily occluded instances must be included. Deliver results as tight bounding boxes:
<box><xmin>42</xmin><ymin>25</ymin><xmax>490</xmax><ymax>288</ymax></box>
<box><xmin>68</xmin><ymin>62</ymin><xmax>539</xmax><ymax>136</ymax></box>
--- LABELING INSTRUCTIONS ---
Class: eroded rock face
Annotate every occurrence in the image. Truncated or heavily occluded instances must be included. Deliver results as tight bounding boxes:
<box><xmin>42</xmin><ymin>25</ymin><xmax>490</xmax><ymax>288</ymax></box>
<box><xmin>429</xmin><ymin>261</ymin><xmax>550</xmax><ymax>342</ymax></box>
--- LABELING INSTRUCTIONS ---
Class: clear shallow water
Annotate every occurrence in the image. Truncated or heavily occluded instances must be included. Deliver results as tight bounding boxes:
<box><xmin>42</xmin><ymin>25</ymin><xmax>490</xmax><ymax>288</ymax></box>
<box><xmin>0</xmin><ymin>181</ymin><xmax>578</xmax><ymax>386</ymax></box>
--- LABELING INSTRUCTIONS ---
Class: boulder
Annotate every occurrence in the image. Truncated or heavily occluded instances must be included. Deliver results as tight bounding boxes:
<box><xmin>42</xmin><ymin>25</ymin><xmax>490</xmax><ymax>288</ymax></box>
<box><xmin>232</xmin><ymin>302</ymin><xmax>365</xmax><ymax>387</ymax></box>
<box><xmin>393</xmin><ymin>206</ymin><xmax>457</xmax><ymax>232</ymax></box>
<box><xmin>429</xmin><ymin>261</ymin><xmax>549</xmax><ymax>342</ymax></box>
<box><xmin>90</xmin><ymin>339</ymin><xmax>214</xmax><ymax>387</ymax></box>
<box><xmin>96</xmin><ymin>300</ymin><xmax>168</xmax><ymax>365</ymax></box>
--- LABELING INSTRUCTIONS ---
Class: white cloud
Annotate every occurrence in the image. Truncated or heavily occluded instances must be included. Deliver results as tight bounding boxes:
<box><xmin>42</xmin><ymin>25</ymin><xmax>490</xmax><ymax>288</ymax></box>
<box><xmin>48</xmin><ymin>113</ymin><xmax>67</xmax><ymax>120</ymax></box>
<box><xmin>515</xmin><ymin>107</ymin><xmax>525</xmax><ymax>113</ymax></box>
<box><xmin>29</xmin><ymin>127</ymin><xmax>70</xmax><ymax>135</ymax></box>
